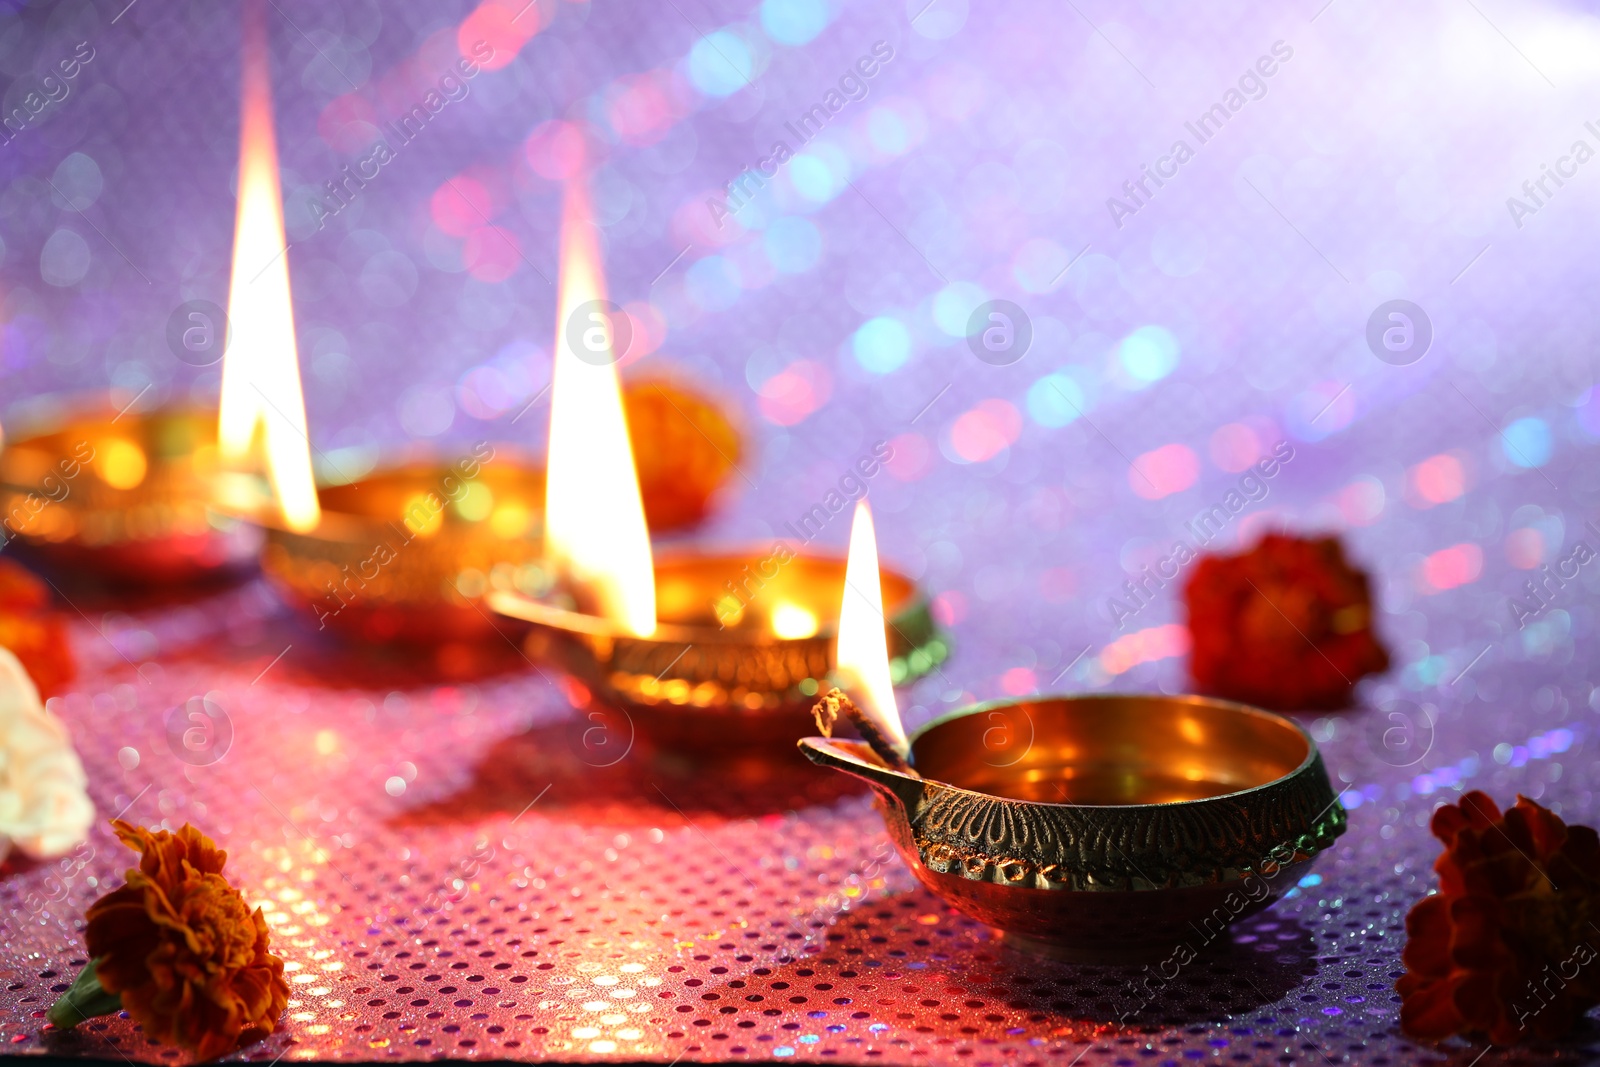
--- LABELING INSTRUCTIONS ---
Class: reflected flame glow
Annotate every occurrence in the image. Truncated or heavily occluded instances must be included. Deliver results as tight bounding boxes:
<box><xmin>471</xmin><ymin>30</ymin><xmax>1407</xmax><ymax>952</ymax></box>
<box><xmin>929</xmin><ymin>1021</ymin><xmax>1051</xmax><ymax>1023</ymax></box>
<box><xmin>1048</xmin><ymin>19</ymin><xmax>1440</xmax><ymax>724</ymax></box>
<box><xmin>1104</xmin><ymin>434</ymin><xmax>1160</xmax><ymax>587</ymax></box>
<box><xmin>770</xmin><ymin>601</ymin><xmax>819</xmax><ymax>640</ymax></box>
<box><xmin>217</xmin><ymin>4</ymin><xmax>320</xmax><ymax>533</ymax></box>
<box><xmin>834</xmin><ymin>500</ymin><xmax>908</xmax><ymax>754</ymax></box>
<box><xmin>544</xmin><ymin>175</ymin><xmax>656</xmax><ymax>636</ymax></box>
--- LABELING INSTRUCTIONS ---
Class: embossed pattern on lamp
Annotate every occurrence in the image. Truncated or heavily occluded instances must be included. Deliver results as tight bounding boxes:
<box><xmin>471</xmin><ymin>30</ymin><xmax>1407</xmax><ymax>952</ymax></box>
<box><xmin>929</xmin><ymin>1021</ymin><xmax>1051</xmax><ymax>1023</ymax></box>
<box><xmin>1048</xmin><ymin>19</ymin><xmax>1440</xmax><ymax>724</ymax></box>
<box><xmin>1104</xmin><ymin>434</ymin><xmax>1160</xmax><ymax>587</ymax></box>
<box><xmin>802</xmin><ymin>694</ymin><xmax>1346</xmax><ymax>961</ymax></box>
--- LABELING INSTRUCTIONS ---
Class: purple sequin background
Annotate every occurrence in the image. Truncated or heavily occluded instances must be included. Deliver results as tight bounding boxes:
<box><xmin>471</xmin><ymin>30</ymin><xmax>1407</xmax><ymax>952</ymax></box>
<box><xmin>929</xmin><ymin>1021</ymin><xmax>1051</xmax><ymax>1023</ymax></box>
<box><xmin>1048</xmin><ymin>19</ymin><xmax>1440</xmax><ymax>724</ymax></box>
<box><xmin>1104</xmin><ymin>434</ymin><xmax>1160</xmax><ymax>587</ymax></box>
<box><xmin>3</xmin><ymin>0</ymin><xmax>1600</xmax><ymax>1062</ymax></box>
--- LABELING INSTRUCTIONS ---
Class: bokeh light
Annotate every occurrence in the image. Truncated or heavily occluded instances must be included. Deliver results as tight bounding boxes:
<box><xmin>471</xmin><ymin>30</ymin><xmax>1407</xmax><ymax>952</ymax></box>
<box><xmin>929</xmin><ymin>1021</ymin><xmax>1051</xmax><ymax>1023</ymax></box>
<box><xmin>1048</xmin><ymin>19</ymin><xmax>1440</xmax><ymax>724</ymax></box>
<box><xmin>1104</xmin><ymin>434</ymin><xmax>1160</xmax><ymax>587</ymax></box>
<box><xmin>945</xmin><ymin>399</ymin><xmax>1022</xmax><ymax>463</ymax></box>
<box><xmin>759</xmin><ymin>0</ymin><xmax>830</xmax><ymax>45</ymax></box>
<box><xmin>1419</xmin><ymin>543</ymin><xmax>1483</xmax><ymax>593</ymax></box>
<box><xmin>1407</xmin><ymin>453</ymin><xmax>1467</xmax><ymax>507</ymax></box>
<box><xmin>1025</xmin><ymin>372</ymin><xmax>1089</xmax><ymax>428</ymax></box>
<box><xmin>1129</xmin><ymin>443</ymin><xmax>1199</xmax><ymax>500</ymax></box>
<box><xmin>851</xmin><ymin>316</ymin><xmax>911</xmax><ymax>374</ymax></box>
<box><xmin>686</xmin><ymin>30</ymin><xmax>754</xmax><ymax>96</ymax></box>
<box><xmin>1502</xmin><ymin>415</ymin><xmax>1553</xmax><ymax>467</ymax></box>
<box><xmin>763</xmin><ymin>216</ymin><xmax>822</xmax><ymax>273</ymax></box>
<box><xmin>756</xmin><ymin>359</ymin><xmax>830</xmax><ymax>425</ymax></box>
<box><xmin>1118</xmin><ymin>325</ymin><xmax>1179</xmax><ymax>385</ymax></box>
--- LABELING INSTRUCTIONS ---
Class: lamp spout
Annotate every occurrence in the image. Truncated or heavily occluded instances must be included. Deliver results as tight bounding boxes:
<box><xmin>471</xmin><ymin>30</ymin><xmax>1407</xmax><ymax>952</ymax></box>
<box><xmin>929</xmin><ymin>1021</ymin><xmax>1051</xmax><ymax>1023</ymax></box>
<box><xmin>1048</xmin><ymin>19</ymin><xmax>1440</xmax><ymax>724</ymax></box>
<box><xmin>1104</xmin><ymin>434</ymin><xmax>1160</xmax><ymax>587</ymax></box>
<box><xmin>797</xmin><ymin>736</ymin><xmax>925</xmax><ymax>817</ymax></box>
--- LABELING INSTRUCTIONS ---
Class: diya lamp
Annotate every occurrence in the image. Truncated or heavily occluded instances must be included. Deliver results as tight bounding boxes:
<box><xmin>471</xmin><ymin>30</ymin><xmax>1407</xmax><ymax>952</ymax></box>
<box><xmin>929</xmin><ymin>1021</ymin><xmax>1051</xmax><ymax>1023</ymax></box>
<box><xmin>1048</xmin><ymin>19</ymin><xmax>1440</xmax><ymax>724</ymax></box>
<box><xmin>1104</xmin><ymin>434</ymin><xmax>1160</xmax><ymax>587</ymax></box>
<box><xmin>256</xmin><ymin>449</ymin><xmax>551</xmax><ymax>644</ymax></box>
<box><xmin>206</xmin><ymin>8</ymin><xmax>553</xmax><ymax>644</ymax></box>
<box><xmin>800</xmin><ymin>507</ymin><xmax>1346</xmax><ymax>961</ymax></box>
<box><xmin>0</xmin><ymin>4</ymin><xmax>301</xmax><ymax>587</ymax></box>
<box><xmin>0</xmin><ymin>402</ymin><xmax>263</xmax><ymax>585</ymax></box>
<box><xmin>488</xmin><ymin>176</ymin><xmax>945</xmax><ymax>750</ymax></box>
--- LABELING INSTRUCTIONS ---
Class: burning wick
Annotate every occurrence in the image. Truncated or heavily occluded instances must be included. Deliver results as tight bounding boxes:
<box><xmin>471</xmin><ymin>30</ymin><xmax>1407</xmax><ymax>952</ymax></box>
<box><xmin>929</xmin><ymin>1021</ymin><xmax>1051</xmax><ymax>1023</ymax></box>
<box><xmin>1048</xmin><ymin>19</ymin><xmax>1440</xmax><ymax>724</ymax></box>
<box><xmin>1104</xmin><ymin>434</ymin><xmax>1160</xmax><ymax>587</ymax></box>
<box><xmin>821</xmin><ymin>500</ymin><xmax>915</xmax><ymax>772</ymax></box>
<box><xmin>812</xmin><ymin>688</ymin><xmax>917</xmax><ymax>776</ymax></box>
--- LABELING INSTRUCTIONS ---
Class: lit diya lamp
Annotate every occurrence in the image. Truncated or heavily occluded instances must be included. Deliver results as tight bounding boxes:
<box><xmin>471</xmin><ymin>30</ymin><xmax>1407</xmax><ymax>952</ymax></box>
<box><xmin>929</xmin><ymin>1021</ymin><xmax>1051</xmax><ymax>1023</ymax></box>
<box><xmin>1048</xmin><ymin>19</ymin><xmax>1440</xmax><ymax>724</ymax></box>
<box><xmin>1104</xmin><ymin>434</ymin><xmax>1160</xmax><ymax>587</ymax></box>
<box><xmin>0</xmin><ymin>3</ymin><xmax>304</xmax><ymax>586</ymax></box>
<box><xmin>203</xmin><ymin>9</ymin><xmax>551</xmax><ymax>643</ymax></box>
<box><xmin>489</xmin><ymin>179</ymin><xmax>944</xmax><ymax>748</ymax></box>
<box><xmin>800</xmin><ymin>514</ymin><xmax>1345</xmax><ymax>961</ymax></box>
<box><xmin>230</xmin><ymin>18</ymin><xmax>741</xmax><ymax>644</ymax></box>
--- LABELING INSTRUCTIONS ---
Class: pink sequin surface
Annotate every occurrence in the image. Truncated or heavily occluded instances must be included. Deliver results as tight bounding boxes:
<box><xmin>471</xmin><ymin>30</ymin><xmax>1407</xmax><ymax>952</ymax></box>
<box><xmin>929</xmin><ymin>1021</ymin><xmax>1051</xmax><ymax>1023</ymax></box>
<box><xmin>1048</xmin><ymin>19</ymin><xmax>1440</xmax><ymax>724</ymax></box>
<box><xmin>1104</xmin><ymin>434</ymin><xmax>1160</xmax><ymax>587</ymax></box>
<box><xmin>0</xmin><ymin>579</ymin><xmax>1582</xmax><ymax>1067</ymax></box>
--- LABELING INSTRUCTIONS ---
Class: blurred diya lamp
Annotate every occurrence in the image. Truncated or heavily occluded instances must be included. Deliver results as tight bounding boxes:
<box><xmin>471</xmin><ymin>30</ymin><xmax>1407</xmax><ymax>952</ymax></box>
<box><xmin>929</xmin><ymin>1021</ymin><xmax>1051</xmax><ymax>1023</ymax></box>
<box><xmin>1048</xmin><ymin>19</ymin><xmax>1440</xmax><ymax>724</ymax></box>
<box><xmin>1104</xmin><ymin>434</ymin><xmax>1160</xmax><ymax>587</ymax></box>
<box><xmin>487</xmin><ymin>174</ymin><xmax>943</xmax><ymax>749</ymax></box>
<box><xmin>801</xmin><ymin>690</ymin><xmax>1345</xmax><ymax>960</ymax></box>
<box><xmin>489</xmin><ymin>544</ymin><xmax>946</xmax><ymax>747</ymax></box>
<box><xmin>0</xmin><ymin>403</ymin><xmax>263</xmax><ymax>583</ymax></box>
<box><xmin>255</xmin><ymin>406</ymin><xmax>745</xmax><ymax>644</ymax></box>
<box><xmin>0</xmin><ymin>12</ymin><xmax>311</xmax><ymax>587</ymax></box>
<box><xmin>216</xmin><ymin>15</ymin><xmax>542</xmax><ymax>645</ymax></box>
<box><xmin>258</xmin><ymin>448</ymin><xmax>553</xmax><ymax>643</ymax></box>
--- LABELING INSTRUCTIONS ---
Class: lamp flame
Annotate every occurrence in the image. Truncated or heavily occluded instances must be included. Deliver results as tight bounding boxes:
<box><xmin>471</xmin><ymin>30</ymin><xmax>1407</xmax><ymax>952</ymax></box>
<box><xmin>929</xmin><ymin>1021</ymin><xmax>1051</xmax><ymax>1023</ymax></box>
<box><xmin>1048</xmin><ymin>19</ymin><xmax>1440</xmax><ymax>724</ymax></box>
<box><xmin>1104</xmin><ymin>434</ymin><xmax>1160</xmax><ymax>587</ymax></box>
<box><xmin>834</xmin><ymin>499</ymin><xmax>908</xmax><ymax>755</ymax></box>
<box><xmin>217</xmin><ymin>2</ymin><xmax>320</xmax><ymax>533</ymax></box>
<box><xmin>543</xmin><ymin>176</ymin><xmax>656</xmax><ymax>637</ymax></box>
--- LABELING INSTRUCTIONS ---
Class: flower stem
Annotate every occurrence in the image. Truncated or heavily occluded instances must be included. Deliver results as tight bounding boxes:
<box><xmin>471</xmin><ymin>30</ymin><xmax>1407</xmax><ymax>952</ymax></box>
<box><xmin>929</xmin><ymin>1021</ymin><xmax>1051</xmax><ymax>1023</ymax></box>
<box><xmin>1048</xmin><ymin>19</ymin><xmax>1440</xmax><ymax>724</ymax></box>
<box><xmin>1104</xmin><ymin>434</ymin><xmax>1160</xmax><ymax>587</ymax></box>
<box><xmin>46</xmin><ymin>958</ymin><xmax>122</xmax><ymax>1031</ymax></box>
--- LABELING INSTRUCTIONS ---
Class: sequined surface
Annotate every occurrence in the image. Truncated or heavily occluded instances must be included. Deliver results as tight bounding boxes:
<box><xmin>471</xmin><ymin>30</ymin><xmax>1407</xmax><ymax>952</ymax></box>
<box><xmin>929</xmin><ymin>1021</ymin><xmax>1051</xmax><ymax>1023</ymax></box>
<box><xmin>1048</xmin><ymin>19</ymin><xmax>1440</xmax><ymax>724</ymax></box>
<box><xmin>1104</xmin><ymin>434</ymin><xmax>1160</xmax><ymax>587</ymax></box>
<box><xmin>2</xmin><ymin>588</ymin><xmax>1594</xmax><ymax>1066</ymax></box>
<box><xmin>4</xmin><ymin>0</ymin><xmax>1600</xmax><ymax>1062</ymax></box>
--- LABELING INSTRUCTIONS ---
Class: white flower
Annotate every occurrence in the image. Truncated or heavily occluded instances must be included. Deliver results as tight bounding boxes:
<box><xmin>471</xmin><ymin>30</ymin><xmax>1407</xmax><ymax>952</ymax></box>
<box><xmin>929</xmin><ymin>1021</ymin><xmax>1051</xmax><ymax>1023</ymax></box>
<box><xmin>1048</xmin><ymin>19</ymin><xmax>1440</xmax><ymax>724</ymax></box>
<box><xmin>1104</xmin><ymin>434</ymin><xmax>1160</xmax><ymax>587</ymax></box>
<box><xmin>0</xmin><ymin>647</ymin><xmax>93</xmax><ymax>859</ymax></box>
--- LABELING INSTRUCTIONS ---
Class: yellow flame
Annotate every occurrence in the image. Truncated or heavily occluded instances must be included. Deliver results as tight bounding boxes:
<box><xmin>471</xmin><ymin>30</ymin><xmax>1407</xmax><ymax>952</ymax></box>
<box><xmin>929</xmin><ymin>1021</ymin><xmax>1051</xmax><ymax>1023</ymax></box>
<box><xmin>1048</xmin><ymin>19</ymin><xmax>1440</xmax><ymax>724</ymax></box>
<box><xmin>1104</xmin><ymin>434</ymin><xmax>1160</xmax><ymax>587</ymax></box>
<box><xmin>217</xmin><ymin>5</ymin><xmax>320</xmax><ymax>533</ymax></box>
<box><xmin>834</xmin><ymin>499</ymin><xmax>908</xmax><ymax>754</ymax></box>
<box><xmin>544</xmin><ymin>176</ymin><xmax>655</xmax><ymax>636</ymax></box>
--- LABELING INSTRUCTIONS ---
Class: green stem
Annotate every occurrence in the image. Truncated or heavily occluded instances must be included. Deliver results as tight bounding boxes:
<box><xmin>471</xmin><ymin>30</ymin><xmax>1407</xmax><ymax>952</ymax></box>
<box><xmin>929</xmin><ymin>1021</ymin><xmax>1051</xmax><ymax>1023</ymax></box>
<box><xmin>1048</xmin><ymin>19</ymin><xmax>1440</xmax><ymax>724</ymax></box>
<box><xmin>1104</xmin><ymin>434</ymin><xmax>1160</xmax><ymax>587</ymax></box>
<box><xmin>46</xmin><ymin>958</ymin><xmax>122</xmax><ymax>1031</ymax></box>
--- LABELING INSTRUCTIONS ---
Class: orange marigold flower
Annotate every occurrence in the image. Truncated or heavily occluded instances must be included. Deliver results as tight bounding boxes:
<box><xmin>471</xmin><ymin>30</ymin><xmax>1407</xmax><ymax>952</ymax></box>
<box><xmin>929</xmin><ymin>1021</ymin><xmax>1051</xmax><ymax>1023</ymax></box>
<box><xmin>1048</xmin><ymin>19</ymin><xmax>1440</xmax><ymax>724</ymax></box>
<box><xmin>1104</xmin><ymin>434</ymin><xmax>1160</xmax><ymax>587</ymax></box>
<box><xmin>1183</xmin><ymin>532</ymin><xmax>1388</xmax><ymax>710</ymax></box>
<box><xmin>48</xmin><ymin>821</ymin><xmax>288</xmax><ymax>1060</ymax></box>
<box><xmin>623</xmin><ymin>377</ymin><xmax>743</xmax><ymax>531</ymax></box>
<box><xmin>1397</xmin><ymin>791</ymin><xmax>1600</xmax><ymax>1045</ymax></box>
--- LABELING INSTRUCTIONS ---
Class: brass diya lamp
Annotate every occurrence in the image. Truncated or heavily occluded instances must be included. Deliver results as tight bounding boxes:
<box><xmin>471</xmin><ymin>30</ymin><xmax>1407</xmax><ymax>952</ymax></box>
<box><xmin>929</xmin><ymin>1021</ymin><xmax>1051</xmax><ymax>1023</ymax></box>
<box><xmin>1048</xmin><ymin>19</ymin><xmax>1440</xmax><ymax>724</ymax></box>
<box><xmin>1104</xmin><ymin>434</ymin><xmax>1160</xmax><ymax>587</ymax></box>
<box><xmin>0</xmin><ymin>22</ymin><xmax>320</xmax><ymax>588</ymax></box>
<box><xmin>801</xmin><ymin>692</ymin><xmax>1345</xmax><ymax>962</ymax></box>
<box><xmin>0</xmin><ymin>402</ymin><xmax>262</xmax><ymax>583</ymax></box>
<box><xmin>490</xmin><ymin>546</ymin><xmax>945</xmax><ymax>746</ymax></box>
<box><xmin>486</xmin><ymin>175</ymin><xmax>945</xmax><ymax>749</ymax></box>
<box><xmin>259</xmin><ymin>449</ymin><xmax>549</xmax><ymax>643</ymax></box>
<box><xmin>797</xmin><ymin>508</ymin><xmax>1344</xmax><ymax>960</ymax></box>
<box><xmin>0</xmin><ymin>18</ymin><xmax>306</xmax><ymax>587</ymax></box>
<box><xmin>205</xmin><ymin>29</ymin><xmax>553</xmax><ymax>644</ymax></box>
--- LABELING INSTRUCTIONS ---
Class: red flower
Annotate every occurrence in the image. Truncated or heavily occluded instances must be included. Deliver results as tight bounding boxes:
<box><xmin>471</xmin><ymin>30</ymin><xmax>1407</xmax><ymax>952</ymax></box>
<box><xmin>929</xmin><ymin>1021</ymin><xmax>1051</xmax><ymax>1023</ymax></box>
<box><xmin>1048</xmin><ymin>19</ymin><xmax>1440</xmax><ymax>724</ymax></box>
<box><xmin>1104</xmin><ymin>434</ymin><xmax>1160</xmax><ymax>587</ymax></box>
<box><xmin>50</xmin><ymin>821</ymin><xmax>289</xmax><ymax>1060</ymax></box>
<box><xmin>0</xmin><ymin>559</ymin><xmax>74</xmax><ymax>698</ymax></box>
<box><xmin>1183</xmin><ymin>533</ymin><xmax>1388</xmax><ymax>710</ymax></box>
<box><xmin>1398</xmin><ymin>791</ymin><xmax>1600</xmax><ymax>1045</ymax></box>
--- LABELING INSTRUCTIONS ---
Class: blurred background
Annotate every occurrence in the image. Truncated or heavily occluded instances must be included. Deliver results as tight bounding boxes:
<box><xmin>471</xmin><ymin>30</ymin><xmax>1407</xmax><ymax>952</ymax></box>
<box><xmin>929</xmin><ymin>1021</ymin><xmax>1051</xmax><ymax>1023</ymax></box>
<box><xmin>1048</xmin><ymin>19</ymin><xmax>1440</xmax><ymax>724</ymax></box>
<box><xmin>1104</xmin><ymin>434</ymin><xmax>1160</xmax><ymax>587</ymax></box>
<box><xmin>1</xmin><ymin>0</ymin><xmax>1597</xmax><ymax>729</ymax></box>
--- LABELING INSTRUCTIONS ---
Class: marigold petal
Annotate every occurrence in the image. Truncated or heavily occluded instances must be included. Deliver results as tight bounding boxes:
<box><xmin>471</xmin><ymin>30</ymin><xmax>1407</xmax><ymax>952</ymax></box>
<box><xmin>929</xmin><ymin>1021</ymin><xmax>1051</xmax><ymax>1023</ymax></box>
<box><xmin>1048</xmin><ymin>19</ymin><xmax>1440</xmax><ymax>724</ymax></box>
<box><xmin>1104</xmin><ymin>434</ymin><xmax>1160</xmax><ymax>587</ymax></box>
<box><xmin>1556</xmin><ymin>824</ymin><xmax>1600</xmax><ymax>881</ymax></box>
<box><xmin>1505</xmin><ymin>795</ymin><xmax>1567</xmax><ymax>862</ymax></box>
<box><xmin>1399</xmin><ymin>975</ymin><xmax>1466</xmax><ymax>1039</ymax></box>
<box><xmin>1457</xmin><ymin>791</ymin><xmax>1502</xmax><ymax>829</ymax></box>
<box><xmin>1400</xmin><ymin>895</ymin><xmax>1454</xmax><ymax>977</ymax></box>
<box><xmin>1446</xmin><ymin>896</ymin><xmax>1515</xmax><ymax>971</ymax></box>
<box><xmin>1429</xmin><ymin>802</ymin><xmax>1472</xmax><ymax>846</ymax></box>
